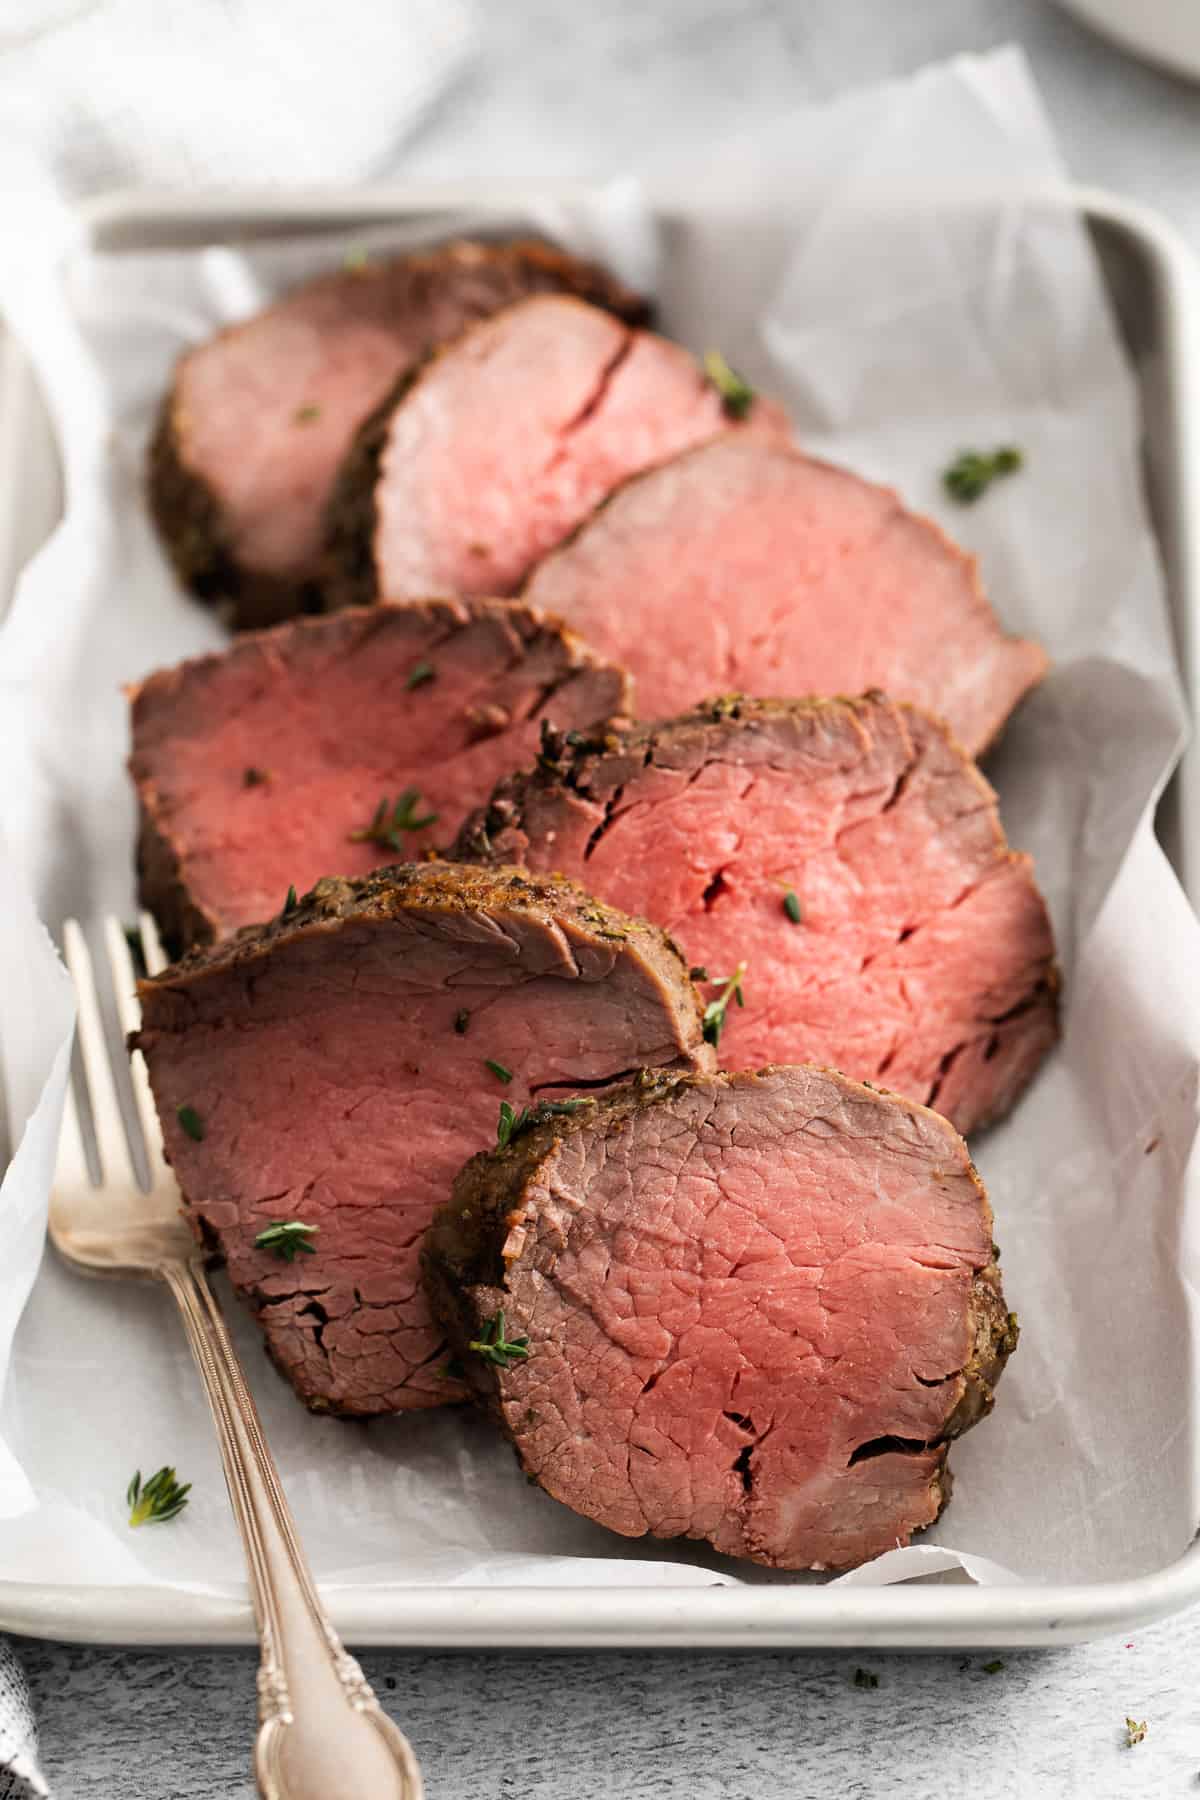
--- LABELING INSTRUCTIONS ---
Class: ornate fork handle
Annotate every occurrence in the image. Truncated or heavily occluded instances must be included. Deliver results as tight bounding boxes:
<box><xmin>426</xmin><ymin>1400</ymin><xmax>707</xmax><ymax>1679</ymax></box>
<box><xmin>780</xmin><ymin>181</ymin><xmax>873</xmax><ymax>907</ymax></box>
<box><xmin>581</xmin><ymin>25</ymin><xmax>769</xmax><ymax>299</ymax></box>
<box><xmin>160</xmin><ymin>1258</ymin><xmax>423</xmax><ymax>1800</ymax></box>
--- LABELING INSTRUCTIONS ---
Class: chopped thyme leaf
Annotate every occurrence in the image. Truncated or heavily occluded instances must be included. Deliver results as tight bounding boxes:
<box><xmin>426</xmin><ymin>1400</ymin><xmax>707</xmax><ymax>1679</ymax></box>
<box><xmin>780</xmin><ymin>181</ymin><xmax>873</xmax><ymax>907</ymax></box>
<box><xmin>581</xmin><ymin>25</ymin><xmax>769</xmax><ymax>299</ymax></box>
<box><xmin>782</xmin><ymin>888</ymin><xmax>802</xmax><ymax>924</ymax></box>
<box><xmin>852</xmin><ymin>1668</ymin><xmax>879</xmax><ymax>1690</ymax></box>
<box><xmin>348</xmin><ymin>789</ymin><xmax>439</xmax><ymax>850</ymax></box>
<box><xmin>982</xmin><ymin>1659</ymin><xmax>1005</xmax><ymax>1675</ymax></box>
<box><xmin>282</xmin><ymin>884</ymin><xmax>299</xmax><ymax>916</ymax></box>
<box><xmin>127</xmin><ymin>1466</ymin><xmax>191</xmax><ymax>1528</ymax></box>
<box><xmin>496</xmin><ymin>1099</ymin><xmax>519</xmax><ymax>1147</ymax></box>
<box><xmin>454</xmin><ymin>1009</ymin><xmax>470</xmax><ymax>1035</ymax></box>
<box><xmin>293</xmin><ymin>404</ymin><xmax>321</xmax><ymax>425</ymax></box>
<box><xmin>702</xmin><ymin>963</ymin><xmax>747</xmax><ymax>1048</ymax></box>
<box><xmin>942</xmin><ymin>446</ymin><xmax>1023</xmax><ymax>504</ymax></box>
<box><xmin>254</xmin><ymin>1220</ymin><xmax>318</xmax><ymax>1262</ymax></box>
<box><xmin>689</xmin><ymin>966</ymin><xmax>709</xmax><ymax>982</ymax></box>
<box><xmin>1124</xmin><ymin>1717</ymin><xmax>1147</xmax><ymax>1748</ymax></box>
<box><xmin>702</xmin><ymin>349</ymin><xmax>756</xmax><ymax>420</ymax></box>
<box><xmin>176</xmin><ymin>1105</ymin><xmax>205</xmax><ymax>1143</ymax></box>
<box><xmin>468</xmin><ymin>1308</ymin><xmax>530</xmax><ymax>1369</ymax></box>
<box><xmin>405</xmin><ymin>661</ymin><xmax>435</xmax><ymax>691</ymax></box>
<box><xmin>438</xmin><ymin>1354</ymin><xmax>467</xmax><ymax>1381</ymax></box>
<box><xmin>243</xmin><ymin>766</ymin><xmax>271</xmax><ymax>787</ymax></box>
<box><xmin>484</xmin><ymin>1059</ymin><xmax>514</xmax><ymax>1084</ymax></box>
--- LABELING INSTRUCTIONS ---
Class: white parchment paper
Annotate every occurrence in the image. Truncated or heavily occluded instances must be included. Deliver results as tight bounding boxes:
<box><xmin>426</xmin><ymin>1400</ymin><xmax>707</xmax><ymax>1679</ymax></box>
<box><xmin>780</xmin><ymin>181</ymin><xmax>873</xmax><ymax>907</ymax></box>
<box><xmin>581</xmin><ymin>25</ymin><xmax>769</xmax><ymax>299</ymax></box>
<box><xmin>0</xmin><ymin>47</ymin><xmax>1197</xmax><ymax>1600</ymax></box>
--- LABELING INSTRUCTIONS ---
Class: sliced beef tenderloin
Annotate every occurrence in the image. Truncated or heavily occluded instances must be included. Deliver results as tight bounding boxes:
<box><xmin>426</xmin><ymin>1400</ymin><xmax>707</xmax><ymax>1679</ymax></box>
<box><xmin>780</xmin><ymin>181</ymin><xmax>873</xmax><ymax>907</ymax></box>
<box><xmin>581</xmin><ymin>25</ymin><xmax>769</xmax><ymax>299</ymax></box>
<box><xmin>322</xmin><ymin>296</ymin><xmax>791</xmax><ymax>610</ymax></box>
<box><xmin>424</xmin><ymin>1065</ymin><xmax>1016</xmax><ymax>1572</ymax></box>
<box><xmin>129</xmin><ymin>597</ymin><xmax>628</xmax><ymax>956</ymax></box>
<box><xmin>522</xmin><ymin>436</ymin><xmax>1046</xmax><ymax>756</ymax></box>
<box><xmin>455</xmin><ymin>694</ymin><xmax>1057</xmax><ymax>1136</ymax></box>
<box><xmin>149</xmin><ymin>238</ymin><xmax>648</xmax><ymax>630</ymax></box>
<box><xmin>134</xmin><ymin>862</ymin><xmax>712</xmax><ymax>1416</ymax></box>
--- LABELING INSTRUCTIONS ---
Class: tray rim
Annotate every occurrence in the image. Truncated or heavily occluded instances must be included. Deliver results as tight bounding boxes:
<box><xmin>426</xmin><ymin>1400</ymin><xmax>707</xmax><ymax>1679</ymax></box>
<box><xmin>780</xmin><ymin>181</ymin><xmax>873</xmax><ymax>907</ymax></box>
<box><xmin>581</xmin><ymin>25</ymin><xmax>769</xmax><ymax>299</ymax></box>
<box><xmin>2</xmin><ymin>179</ymin><xmax>1198</xmax><ymax>1649</ymax></box>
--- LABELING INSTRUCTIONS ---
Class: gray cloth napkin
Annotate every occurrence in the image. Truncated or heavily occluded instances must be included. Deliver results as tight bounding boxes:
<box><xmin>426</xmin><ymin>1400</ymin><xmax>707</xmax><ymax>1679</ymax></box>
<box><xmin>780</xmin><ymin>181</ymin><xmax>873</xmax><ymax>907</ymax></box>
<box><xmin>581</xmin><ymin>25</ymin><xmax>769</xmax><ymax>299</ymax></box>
<box><xmin>0</xmin><ymin>1642</ymin><xmax>46</xmax><ymax>1799</ymax></box>
<box><xmin>0</xmin><ymin>0</ymin><xmax>478</xmax><ymax>193</ymax></box>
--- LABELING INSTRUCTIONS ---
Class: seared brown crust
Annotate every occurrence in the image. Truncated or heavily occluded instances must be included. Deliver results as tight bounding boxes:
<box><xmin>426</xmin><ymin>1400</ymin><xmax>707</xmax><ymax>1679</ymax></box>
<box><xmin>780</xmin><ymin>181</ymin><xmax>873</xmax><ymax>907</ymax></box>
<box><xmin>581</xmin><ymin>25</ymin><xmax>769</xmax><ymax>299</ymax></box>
<box><xmin>137</xmin><ymin>863</ymin><xmax>707</xmax><ymax>1052</ymax></box>
<box><xmin>423</xmin><ymin>1064</ymin><xmax>1016</xmax><ymax>1563</ymax></box>
<box><xmin>135</xmin><ymin>798</ymin><xmax>216</xmax><ymax>963</ymax></box>
<box><xmin>147</xmin><ymin>398</ymin><xmax>322</xmax><ymax>631</ymax></box>
<box><xmin>128</xmin><ymin>595</ymin><xmax>633</xmax><ymax>959</ymax></box>
<box><xmin>319</xmin><ymin>363</ymin><xmax>420</xmax><ymax>614</ymax></box>
<box><xmin>148</xmin><ymin>238</ymin><xmax>649</xmax><ymax>631</ymax></box>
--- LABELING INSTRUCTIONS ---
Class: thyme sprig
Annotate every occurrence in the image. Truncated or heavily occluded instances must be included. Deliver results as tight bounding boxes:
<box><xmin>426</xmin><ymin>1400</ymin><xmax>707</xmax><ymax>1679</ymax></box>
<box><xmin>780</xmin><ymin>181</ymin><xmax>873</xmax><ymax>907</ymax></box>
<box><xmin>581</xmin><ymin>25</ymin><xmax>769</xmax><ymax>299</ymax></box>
<box><xmin>1124</xmin><ymin>1717</ymin><xmax>1147</xmax><ymax>1748</ymax></box>
<box><xmin>348</xmin><ymin>789</ymin><xmax>439</xmax><ymax>850</ymax></box>
<box><xmin>702</xmin><ymin>962</ymin><xmax>747</xmax><ymax>1048</ymax></box>
<box><xmin>254</xmin><ymin>1220</ymin><xmax>318</xmax><ymax>1261</ymax></box>
<box><xmin>468</xmin><ymin>1309</ymin><xmax>530</xmax><ymax>1369</ymax></box>
<box><xmin>127</xmin><ymin>1466</ymin><xmax>191</xmax><ymax>1528</ymax></box>
<box><xmin>702</xmin><ymin>349</ymin><xmax>756</xmax><ymax>420</ymax></box>
<box><xmin>942</xmin><ymin>446</ymin><xmax>1022</xmax><ymax>504</ymax></box>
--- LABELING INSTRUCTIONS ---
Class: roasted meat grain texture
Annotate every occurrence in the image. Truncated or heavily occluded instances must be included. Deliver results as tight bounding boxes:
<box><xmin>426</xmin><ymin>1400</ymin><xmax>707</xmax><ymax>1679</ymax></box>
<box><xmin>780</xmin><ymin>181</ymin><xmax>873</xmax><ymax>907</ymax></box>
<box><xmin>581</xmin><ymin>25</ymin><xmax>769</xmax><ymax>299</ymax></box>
<box><xmin>321</xmin><ymin>294</ymin><xmax>792</xmax><ymax>610</ymax></box>
<box><xmin>455</xmin><ymin>693</ymin><xmax>1058</xmax><ymax>1135</ymax></box>
<box><xmin>128</xmin><ymin>597</ymin><xmax>629</xmax><ymax>955</ymax></box>
<box><xmin>424</xmin><ymin>1066</ymin><xmax>1016</xmax><ymax>1572</ymax></box>
<box><xmin>133</xmin><ymin>862</ymin><xmax>713</xmax><ymax>1416</ymax></box>
<box><xmin>522</xmin><ymin>436</ymin><xmax>1047</xmax><ymax>755</ymax></box>
<box><xmin>148</xmin><ymin>237</ymin><xmax>648</xmax><ymax>629</ymax></box>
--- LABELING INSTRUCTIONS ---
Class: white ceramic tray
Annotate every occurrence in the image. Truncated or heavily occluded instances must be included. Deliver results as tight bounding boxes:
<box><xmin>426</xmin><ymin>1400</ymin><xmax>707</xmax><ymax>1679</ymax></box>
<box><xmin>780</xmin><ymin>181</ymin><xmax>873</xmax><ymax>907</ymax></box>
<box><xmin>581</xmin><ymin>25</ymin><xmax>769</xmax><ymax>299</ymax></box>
<box><xmin>1</xmin><ymin>184</ymin><xmax>1199</xmax><ymax>1649</ymax></box>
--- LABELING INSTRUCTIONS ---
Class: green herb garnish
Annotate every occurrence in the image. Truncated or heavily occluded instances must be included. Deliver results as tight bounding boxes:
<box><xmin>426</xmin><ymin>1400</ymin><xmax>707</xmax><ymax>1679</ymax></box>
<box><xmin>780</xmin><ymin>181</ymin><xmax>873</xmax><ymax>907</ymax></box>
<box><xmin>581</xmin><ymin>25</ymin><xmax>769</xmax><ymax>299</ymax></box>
<box><xmin>348</xmin><ymin>789</ymin><xmax>439</xmax><ymax>850</ymax></box>
<box><xmin>405</xmin><ymin>661</ymin><xmax>435</xmax><ymax>691</ymax></box>
<box><xmin>689</xmin><ymin>966</ymin><xmax>709</xmax><ymax>982</ymax></box>
<box><xmin>497</xmin><ymin>1097</ymin><xmax>590</xmax><ymax>1148</ymax></box>
<box><xmin>176</xmin><ymin>1105</ymin><xmax>205</xmax><ymax>1142</ymax></box>
<box><xmin>982</xmin><ymin>1659</ymin><xmax>1005</xmax><ymax>1675</ymax></box>
<box><xmin>438</xmin><ymin>1354</ymin><xmax>467</xmax><ymax>1381</ymax></box>
<box><xmin>254</xmin><ymin>1220</ymin><xmax>318</xmax><ymax>1262</ymax></box>
<box><xmin>127</xmin><ymin>1466</ymin><xmax>191</xmax><ymax>1528</ymax></box>
<box><xmin>782</xmin><ymin>888</ymin><xmax>802</xmax><ymax>925</ymax></box>
<box><xmin>1125</xmin><ymin>1718</ymin><xmax>1147</xmax><ymax>1748</ymax></box>
<box><xmin>942</xmin><ymin>446</ymin><xmax>1022</xmax><ymax>504</ymax></box>
<box><xmin>485</xmin><ymin>1059</ymin><xmax>513</xmax><ymax>1085</ymax></box>
<box><xmin>468</xmin><ymin>1309</ymin><xmax>530</xmax><ymax>1369</ymax></box>
<box><xmin>454</xmin><ymin>1009</ymin><xmax>469</xmax><ymax>1035</ymax></box>
<box><xmin>702</xmin><ymin>349</ymin><xmax>756</xmax><ymax>420</ymax></box>
<box><xmin>282</xmin><ymin>885</ymin><xmax>299</xmax><ymax>915</ymax></box>
<box><xmin>853</xmin><ymin>1668</ymin><xmax>879</xmax><ymax>1690</ymax></box>
<box><xmin>702</xmin><ymin>962</ymin><xmax>747</xmax><ymax>1048</ymax></box>
<box><xmin>293</xmin><ymin>404</ymin><xmax>321</xmax><ymax>425</ymax></box>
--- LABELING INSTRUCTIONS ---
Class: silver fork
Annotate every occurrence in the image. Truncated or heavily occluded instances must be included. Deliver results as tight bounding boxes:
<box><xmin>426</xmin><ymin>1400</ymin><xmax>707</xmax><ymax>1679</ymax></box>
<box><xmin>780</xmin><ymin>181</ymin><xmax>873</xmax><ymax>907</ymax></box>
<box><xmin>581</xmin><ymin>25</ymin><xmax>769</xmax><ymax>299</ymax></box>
<box><xmin>50</xmin><ymin>913</ymin><xmax>423</xmax><ymax>1800</ymax></box>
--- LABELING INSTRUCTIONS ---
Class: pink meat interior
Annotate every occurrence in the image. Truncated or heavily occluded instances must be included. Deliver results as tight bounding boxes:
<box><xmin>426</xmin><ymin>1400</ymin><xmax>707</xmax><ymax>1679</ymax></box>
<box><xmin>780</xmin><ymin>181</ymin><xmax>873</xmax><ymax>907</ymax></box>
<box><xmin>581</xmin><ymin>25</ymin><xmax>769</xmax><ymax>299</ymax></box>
<box><xmin>498</xmin><ymin>699</ymin><xmax>1055</xmax><ymax>1133</ymax></box>
<box><xmin>372</xmin><ymin>296</ymin><xmax>790</xmax><ymax>598</ymax></box>
<box><xmin>144</xmin><ymin>909</ymin><xmax>694</xmax><ymax>1413</ymax></box>
<box><xmin>499</xmin><ymin>1067</ymin><xmax>992</xmax><ymax>1569</ymax></box>
<box><xmin>525</xmin><ymin>437</ymin><xmax>1046</xmax><ymax>755</ymax></box>
<box><xmin>130</xmin><ymin>603</ymin><xmax>623</xmax><ymax>939</ymax></box>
